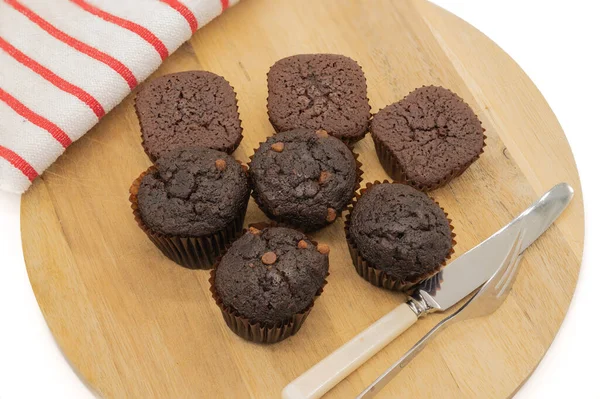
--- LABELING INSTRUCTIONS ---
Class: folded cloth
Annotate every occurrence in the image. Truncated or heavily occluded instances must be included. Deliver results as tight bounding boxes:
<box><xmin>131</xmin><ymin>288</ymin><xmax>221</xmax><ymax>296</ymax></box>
<box><xmin>0</xmin><ymin>0</ymin><xmax>237</xmax><ymax>193</ymax></box>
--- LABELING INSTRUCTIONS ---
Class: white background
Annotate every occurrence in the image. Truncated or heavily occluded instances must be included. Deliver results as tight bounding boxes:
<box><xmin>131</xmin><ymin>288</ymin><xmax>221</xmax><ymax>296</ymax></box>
<box><xmin>1</xmin><ymin>1</ymin><xmax>599</xmax><ymax>397</ymax></box>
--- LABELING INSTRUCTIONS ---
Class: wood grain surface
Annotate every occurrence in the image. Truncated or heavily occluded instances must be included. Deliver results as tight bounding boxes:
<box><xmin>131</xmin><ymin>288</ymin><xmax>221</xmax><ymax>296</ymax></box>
<box><xmin>21</xmin><ymin>0</ymin><xmax>584</xmax><ymax>398</ymax></box>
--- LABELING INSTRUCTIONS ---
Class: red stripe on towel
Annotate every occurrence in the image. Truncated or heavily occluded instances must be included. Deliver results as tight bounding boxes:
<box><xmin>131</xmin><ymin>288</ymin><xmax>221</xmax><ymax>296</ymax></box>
<box><xmin>70</xmin><ymin>0</ymin><xmax>169</xmax><ymax>61</ymax></box>
<box><xmin>0</xmin><ymin>145</ymin><xmax>38</xmax><ymax>181</ymax></box>
<box><xmin>160</xmin><ymin>0</ymin><xmax>198</xmax><ymax>32</ymax></box>
<box><xmin>0</xmin><ymin>37</ymin><xmax>105</xmax><ymax>118</ymax></box>
<box><xmin>5</xmin><ymin>0</ymin><xmax>138</xmax><ymax>89</ymax></box>
<box><xmin>0</xmin><ymin>88</ymin><xmax>72</xmax><ymax>148</ymax></box>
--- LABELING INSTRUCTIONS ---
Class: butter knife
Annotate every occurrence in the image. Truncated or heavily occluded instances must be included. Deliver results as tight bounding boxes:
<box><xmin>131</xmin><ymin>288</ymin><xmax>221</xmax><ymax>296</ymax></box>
<box><xmin>282</xmin><ymin>183</ymin><xmax>574</xmax><ymax>399</ymax></box>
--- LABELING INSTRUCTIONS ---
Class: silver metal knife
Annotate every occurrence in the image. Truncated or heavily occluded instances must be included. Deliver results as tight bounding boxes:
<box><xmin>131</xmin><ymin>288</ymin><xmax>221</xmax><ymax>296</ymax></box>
<box><xmin>282</xmin><ymin>183</ymin><xmax>574</xmax><ymax>399</ymax></box>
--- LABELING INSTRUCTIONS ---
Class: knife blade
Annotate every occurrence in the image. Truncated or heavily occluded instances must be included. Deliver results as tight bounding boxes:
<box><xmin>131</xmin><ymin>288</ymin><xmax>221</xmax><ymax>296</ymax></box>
<box><xmin>282</xmin><ymin>183</ymin><xmax>573</xmax><ymax>399</ymax></box>
<box><xmin>414</xmin><ymin>182</ymin><xmax>574</xmax><ymax>314</ymax></box>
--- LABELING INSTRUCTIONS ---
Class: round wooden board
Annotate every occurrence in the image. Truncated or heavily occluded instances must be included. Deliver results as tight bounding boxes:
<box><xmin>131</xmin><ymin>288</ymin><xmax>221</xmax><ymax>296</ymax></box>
<box><xmin>21</xmin><ymin>1</ymin><xmax>584</xmax><ymax>398</ymax></box>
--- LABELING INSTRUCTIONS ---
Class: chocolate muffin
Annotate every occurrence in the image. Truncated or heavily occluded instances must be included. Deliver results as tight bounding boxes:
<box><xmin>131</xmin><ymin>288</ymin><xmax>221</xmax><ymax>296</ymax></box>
<box><xmin>346</xmin><ymin>182</ymin><xmax>454</xmax><ymax>290</ymax></box>
<box><xmin>267</xmin><ymin>54</ymin><xmax>370</xmax><ymax>144</ymax></box>
<box><xmin>135</xmin><ymin>71</ymin><xmax>242</xmax><ymax>161</ymax></box>
<box><xmin>130</xmin><ymin>147</ymin><xmax>250</xmax><ymax>269</ymax></box>
<box><xmin>371</xmin><ymin>86</ymin><xmax>485</xmax><ymax>190</ymax></box>
<box><xmin>210</xmin><ymin>226</ymin><xmax>329</xmax><ymax>343</ymax></box>
<box><xmin>249</xmin><ymin>129</ymin><xmax>360</xmax><ymax>231</ymax></box>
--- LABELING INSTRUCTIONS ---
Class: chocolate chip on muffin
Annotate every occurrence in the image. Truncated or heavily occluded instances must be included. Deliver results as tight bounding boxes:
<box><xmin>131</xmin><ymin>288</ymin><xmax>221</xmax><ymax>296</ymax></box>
<box><xmin>267</xmin><ymin>54</ymin><xmax>370</xmax><ymax>144</ymax></box>
<box><xmin>249</xmin><ymin>128</ymin><xmax>359</xmax><ymax>231</ymax></box>
<box><xmin>130</xmin><ymin>147</ymin><xmax>250</xmax><ymax>268</ymax></box>
<box><xmin>211</xmin><ymin>226</ymin><xmax>329</xmax><ymax>343</ymax></box>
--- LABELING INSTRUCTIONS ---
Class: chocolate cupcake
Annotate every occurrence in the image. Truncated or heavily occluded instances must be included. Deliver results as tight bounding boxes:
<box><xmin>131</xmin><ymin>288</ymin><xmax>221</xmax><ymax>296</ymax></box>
<box><xmin>210</xmin><ymin>226</ymin><xmax>329</xmax><ymax>344</ymax></box>
<box><xmin>267</xmin><ymin>54</ymin><xmax>370</xmax><ymax>144</ymax></box>
<box><xmin>129</xmin><ymin>147</ymin><xmax>250</xmax><ymax>269</ymax></box>
<box><xmin>135</xmin><ymin>71</ymin><xmax>243</xmax><ymax>161</ymax></box>
<box><xmin>249</xmin><ymin>128</ymin><xmax>361</xmax><ymax>231</ymax></box>
<box><xmin>346</xmin><ymin>182</ymin><xmax>454</xmax><ymax>290</ymax></box>
<box><xmin>371</xmin><ymin>86</ymin><xmax>485</xmax><ymax>191</ymax></box>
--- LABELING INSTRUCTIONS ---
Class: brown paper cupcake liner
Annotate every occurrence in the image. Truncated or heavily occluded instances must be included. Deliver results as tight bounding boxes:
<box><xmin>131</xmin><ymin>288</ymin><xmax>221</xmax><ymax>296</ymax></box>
<box><xmin>208</xmin><ymin>224</ymin><xmax>328</xmax><ymax>344</ymax></box>
<box><xmin>371</xmin><ymin>131</ymin><xmax>487</xmax><ymax>192</ymax></box>
<box><xmin>265</xmin><ymin>61</ymin><xmax>372</xmax><ymax>148</ymax></box>
<box><xmin>129</xmin><ymin>165</ymin><xmax>250</xmax><ymax>269</ymax></box>
<box><xmin>135</xmin><ymin>80</ymin><xmax>244</xmax><ymax>162</ymax></box>
<box><xmin>344</xmin><ymin>181</ymin><xmax>456</xmax><ymax>291</ymax></box>
<box><xmin>248</xmin><ymin>141</ymin><xmax>364</xmax><ymax>232</ymax></box>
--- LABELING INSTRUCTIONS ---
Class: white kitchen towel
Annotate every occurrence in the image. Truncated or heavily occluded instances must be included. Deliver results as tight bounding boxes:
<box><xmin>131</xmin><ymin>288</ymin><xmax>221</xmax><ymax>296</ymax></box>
<box><xmin>0</xmin><ymin>0</ymin><xmax>237</xmax><ymax>193</ymax></box>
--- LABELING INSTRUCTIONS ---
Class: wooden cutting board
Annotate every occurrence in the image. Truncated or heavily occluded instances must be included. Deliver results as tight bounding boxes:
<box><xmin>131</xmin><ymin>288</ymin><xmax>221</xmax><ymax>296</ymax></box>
<box><xmin>21</xmin><ymin>0</ymin><xmax>584</xmax><ymax>398</ymax></box>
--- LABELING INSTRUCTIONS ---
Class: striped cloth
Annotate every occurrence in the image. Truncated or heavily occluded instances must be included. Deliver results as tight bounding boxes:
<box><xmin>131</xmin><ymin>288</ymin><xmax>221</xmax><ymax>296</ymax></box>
<box><xmin>0</xmin><ymin>0</ymin><xmax>237</xmax><ymax>193</ymax></box>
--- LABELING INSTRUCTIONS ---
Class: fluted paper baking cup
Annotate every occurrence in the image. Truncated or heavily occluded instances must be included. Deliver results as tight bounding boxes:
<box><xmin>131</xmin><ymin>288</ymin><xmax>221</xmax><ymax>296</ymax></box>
<box><xmin>209</xmin><ymin>224</ymin><xmax>328</xmax><ymax>344</ymax></box>
<box><xmin>129</xmin><ymin>165</ymin><xmax>249</xmax><ymax>269</ymax></box>
<box><xmin>266</xmin><ymin>59</ymin><xmax>372</xmax><ymax>147</ymax></box>
<box><xmin>371</xmin><ymin>132</ymin><xmax>487</xmax><ymax>192</ymax></box>
<box><xmin>136</xmin><ymin>77</ymin><xmax>243</xmax><ymax>162</ymax></box>
<box><xmin>345</xmin><ymin>181</ymin><xmax>456</xmax><ymax>291</ymax></box>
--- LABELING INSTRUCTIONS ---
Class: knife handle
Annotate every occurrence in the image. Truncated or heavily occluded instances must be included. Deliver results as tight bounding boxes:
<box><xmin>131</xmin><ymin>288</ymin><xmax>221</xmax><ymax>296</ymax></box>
<box><xmin>282</xmin><ymin>303</ymin><xmax>418</xmax><ymax>399</ymax></box>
